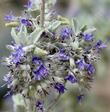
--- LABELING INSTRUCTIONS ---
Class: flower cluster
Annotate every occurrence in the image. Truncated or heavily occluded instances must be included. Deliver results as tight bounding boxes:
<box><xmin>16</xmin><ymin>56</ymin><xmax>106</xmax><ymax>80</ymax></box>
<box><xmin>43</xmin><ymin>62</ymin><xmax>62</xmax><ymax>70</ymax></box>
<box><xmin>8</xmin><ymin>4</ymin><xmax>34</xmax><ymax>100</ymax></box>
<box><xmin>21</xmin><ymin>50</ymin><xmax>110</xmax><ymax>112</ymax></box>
<box><xmin>3</xmin><ymin>0</ymin><xmax>106</xmax><ymax>112</ymax></box>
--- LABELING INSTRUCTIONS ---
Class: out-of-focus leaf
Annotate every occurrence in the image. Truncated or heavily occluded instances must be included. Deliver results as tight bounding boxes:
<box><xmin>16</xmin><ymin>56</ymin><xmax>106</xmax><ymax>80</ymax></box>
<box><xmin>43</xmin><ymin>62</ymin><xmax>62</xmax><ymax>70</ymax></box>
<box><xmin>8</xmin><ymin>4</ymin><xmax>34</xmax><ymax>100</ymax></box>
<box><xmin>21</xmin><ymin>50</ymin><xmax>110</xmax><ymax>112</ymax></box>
<box><xmin>58</xmin><ymin>16</ymin><xmax>70</xmax><ymax>25</ymax></box>
<box><xmin>70</xmin><ymin>18</ymin><xmax>79</xmax><ymax>34</ymax></box>
<box><xmin>85</xmin><ymin>27</ymin><xmax>96</xmax><ymax>34</ymax></box>
<box><xmin>80</xmin><ymin>25</ymin><xmax>87</xmax><ymax>32</ymax></box>
<box><xmin>17</xmin><ymin>25</ymin><xmax>28</xmax><ymax>45</ymax></box>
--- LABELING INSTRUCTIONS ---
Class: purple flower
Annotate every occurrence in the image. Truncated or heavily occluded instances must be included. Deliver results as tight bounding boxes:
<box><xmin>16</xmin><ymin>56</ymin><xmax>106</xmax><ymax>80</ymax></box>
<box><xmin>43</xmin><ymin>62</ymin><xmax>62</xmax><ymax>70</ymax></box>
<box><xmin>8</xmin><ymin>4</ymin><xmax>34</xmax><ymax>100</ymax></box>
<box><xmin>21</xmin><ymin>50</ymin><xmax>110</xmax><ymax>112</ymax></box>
<box><xmin>85</xmin><ymin>64</ymin><xmax>95</xmax><ymax>75</ymax></box>
<box><xmin>4</xmin><ymin>13</ymin><xmax>15</xmax><ymax>22</ymax></box>
<box><xmin>75</xmin><ymin>59</ymin><xmax>85</xmax><ymax>70</ymax></box>
<box><xmin>3</xmin><ymin>73</ymin><xmax>12</xmax><ymax>85</ymax></box>
<box><xmin>65</xmin><ymin>73</ymin><xmax>77</xmax><ymax>83</ymax></box>
<box><xmin>60</xmin><ymin>27</ymin><xmax>72</xmax><ymax>40</ymax></box>
<box><xmin>32</xmin><ymin>57</ymin><xmax>48</xmax><ymax>80</ymax></box>
<box><xmin>83</xmin><ymin>33</ymin><xmax>93</xmax><ymax>41</ymax></box>
<box><xmin>33</xmin><ymin>64</ymin><xmax>48</xmax><ymax>80</ymax></box>
<box><xmin>10</xmin><ymin>45</ymin><xmax>24</xmax><ymax>64</ymax></box>
<box><xmin>54</xmin><ymin>83</ymin><xmax>65</xmax><ymax>94</ymax></box>
<box><xmin>36</xmin><ymin>101</ymin><xmax>44</xmax><ymax>112</ymax></box>
<box><xmin>57</xmin><ymin>49</ymin><xmax>69</xmax><ymax>61</ymax></box>
<box><xmin>20</xmin><ymin>18</ymin><xmax>32</xmax><ymax>26</ymax></box>
<box><xmin>95</xmin><ymin>40</ymin><xmax>106</xmax><ymax>50</ymax></box>
<box><xmin>24</xmin><ymin>0</ymin><xmax>33</xmax><ymax>9</ymax></box>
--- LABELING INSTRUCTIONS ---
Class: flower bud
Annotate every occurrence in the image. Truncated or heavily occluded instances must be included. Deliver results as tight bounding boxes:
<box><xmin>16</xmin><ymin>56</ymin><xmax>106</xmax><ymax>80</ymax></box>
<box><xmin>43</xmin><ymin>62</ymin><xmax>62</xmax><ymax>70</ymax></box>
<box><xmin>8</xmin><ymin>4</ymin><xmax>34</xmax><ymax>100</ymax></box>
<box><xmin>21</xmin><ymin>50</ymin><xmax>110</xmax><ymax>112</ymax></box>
<box><xmin>20</xmin><ymin>65</ymin><xmax>30</xmax><ymax>71</ymax></box>
<box><xmin>70</xmin><ymin>39</ymin><xmax>79</xmax><ymax>50</ymax></box>
<box><xmin>70</xmin><ymin>57</ymin><xmax>75</xmax><ymax>68</ymax></box>
<box><xmin>34</xmin><ymin>47</ymin><xmax>48</xmax><ymax>57</ymax></box>
<box><xmin>22</xmin><ymin>89</ymin><xmax>28</xmax><ymax>96</ymax></box>
<box><xmin>11</xmin><ymin>79</ymin><xmax>19</xmax><ymax>87</ymax></box>
<box><xmin>37</xmin><ymin>85</ymin><xmax>43</xmax><ymax>94</ymax></box>
<box><xmin>58</xmin><ymin>16</ymin><xmax>70</xmax><ymax>25</ymax></box>
<box><xmin>5</xmin><ymin>22</ymin><xmax>19</xmax><ymax>27</ymax></box>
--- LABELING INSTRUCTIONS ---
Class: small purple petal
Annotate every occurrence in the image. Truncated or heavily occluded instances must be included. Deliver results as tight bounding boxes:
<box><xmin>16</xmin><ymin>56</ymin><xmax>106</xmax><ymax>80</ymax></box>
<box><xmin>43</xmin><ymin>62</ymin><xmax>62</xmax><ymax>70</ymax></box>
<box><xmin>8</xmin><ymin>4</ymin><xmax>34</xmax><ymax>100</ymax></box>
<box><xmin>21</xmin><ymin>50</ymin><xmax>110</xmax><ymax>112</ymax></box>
<box><xmin>36</xmin><ymin>100</ymin><xmax>44</xmax><ymax>112</ymax></box>
<box><xmin>58</xmin><ymin>49</ymin><xmax>69</xmax><ymax>61</ymax></box>
<box><xmin>77</xmin><ymin>94</ymin><xmax>84</xmax><ymax>102</ymax></box>
<box><xmin>85</xmin><ymin>64</ymin><xmax>95</xmax><ymax>75</ymax></box>
<box><xmin>3</xmin><ymin>91</ymin><xmax>12</xmax><ymax>98</ymax></box>
<box><xmin>20</xmin><ymin>18</ymin><xmax>32</xmax><ymax>26</ymax></box>
<box><xmin>4</xmin><ymin>13</ymin><xmax>15</xmax><ymax>22</ymax></box>
<box><xmin>83</xmin><ymin>33</ymin><xmax>93</xmax><ymax>41</ymax></box>
<box><xmin>33</xmin><ymin>64</ymin><xmax>48</xmax><ymax>80</ymax></box>
<box><xmin>95</xmin><ymin>40</ymin><xmax>106</xmax><ymax>49</ymax></box>
<box><xmin>10</xmin><ymin>45</ymin><xmax>24</xmax><ymax>64</ymax></box>
<box><xmin>3</xmin><ymin>74</ymin><xmax>12</xmax><ymax>84</ymax></box>
<box><xmin>15</xmin><ymin>26</ymin><xmax>20</xmax><ymax>32</ymax></box>
<box><xmin>60</xmin><ymin>27</ymin><xmax>72</xmax><ymax>40</ymax></box>
<box><xmin>24</xmin><ymin>0</ymin><xmax>33</xmax><ymax>9</ymax></box>
<box><xmin>54</xmin><ymin>83</ymin><xmax>65</xmax><ymax>94</ymax></box>
<box><xmin>75</xmin><ymin>59</ymin><xmax>85</xmax><ymax>70</ymax></box>
<box><xmin>65</xmin><ymin>73</ymin><xmax>77</xmax><ymax>83</ymax></box>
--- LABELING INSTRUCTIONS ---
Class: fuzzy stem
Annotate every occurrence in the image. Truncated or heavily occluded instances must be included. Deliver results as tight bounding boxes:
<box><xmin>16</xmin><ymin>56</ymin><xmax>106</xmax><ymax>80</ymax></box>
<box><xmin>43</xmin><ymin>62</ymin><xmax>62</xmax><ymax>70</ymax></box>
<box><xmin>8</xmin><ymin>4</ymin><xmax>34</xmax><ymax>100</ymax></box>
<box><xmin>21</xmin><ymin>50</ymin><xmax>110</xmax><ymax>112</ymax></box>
<box><xmin>40</xmin><ymin>0</ymin><xmax>45</xmax><ymax>27</ymax></box>
<box><xmin>46</xmin><ymin>94</ymin><xmax>61</xmax><ymax>112</ymax></box>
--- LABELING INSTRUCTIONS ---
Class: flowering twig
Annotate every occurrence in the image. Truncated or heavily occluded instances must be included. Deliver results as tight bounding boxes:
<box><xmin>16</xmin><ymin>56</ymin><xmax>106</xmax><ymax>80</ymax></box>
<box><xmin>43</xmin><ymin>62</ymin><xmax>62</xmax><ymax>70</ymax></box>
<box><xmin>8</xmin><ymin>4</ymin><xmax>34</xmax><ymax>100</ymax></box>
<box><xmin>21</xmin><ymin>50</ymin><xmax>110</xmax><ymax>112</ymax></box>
<box><xmin>3</xmin><ymin>0</ymin><xmax>107</xmax><ymax>112</ymax></box>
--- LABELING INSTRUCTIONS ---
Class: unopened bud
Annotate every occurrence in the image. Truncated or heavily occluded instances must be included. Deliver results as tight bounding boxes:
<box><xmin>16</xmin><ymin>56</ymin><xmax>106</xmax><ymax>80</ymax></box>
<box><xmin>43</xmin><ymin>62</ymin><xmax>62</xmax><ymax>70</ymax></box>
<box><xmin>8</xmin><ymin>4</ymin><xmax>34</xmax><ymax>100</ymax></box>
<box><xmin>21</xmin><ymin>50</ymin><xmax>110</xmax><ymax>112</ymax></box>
<box><xmin>5</xmin><ymin>22</ymin><xmax>19</xmax><ymax>27</ymax></box>
<box><xmin>34</xmin><ymin>47</ymin><xmax>48</xmax><ymax>57</ymax></box>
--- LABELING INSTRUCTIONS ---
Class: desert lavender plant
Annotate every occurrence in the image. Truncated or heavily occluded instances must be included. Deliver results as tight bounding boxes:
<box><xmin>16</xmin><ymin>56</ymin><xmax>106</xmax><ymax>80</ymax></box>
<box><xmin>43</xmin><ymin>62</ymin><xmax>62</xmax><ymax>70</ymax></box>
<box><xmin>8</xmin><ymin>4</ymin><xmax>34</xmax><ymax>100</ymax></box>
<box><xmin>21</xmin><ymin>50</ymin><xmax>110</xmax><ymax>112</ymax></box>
<box><xmin>2</xmin><ymin>0</ymin><xmax>106</xmax><ymax>112</ymax></box>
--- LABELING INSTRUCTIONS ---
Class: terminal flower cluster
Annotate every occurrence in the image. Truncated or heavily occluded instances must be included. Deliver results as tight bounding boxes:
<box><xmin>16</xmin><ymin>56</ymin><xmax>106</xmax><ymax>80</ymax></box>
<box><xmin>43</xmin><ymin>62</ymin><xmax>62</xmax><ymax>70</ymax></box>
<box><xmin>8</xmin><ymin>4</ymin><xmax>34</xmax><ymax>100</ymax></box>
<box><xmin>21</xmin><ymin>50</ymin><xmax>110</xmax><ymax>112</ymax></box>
<box><xmin>3</xmin><ymin>0</ymin><xmax>106</xmax><ymax>112</ymax></box>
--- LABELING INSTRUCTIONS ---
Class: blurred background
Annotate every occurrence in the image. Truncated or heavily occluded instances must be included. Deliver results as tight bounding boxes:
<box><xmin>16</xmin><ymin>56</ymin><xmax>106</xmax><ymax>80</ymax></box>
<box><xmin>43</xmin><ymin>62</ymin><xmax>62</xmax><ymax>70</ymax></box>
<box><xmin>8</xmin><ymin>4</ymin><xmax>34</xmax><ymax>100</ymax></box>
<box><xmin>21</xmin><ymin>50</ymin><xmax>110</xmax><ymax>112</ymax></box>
<box><xmin>0</xmin><ymin>0</ymin><xmax>110</xmax><ymax>112</ymax></box>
